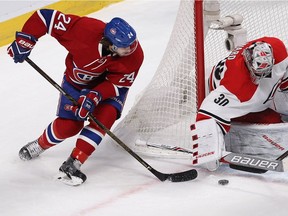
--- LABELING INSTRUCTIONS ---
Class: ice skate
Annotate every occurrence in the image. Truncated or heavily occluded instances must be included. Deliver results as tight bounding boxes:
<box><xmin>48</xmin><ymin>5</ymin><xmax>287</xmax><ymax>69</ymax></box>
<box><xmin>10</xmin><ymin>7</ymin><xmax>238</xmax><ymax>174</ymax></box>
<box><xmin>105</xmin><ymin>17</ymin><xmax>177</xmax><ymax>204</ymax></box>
<box><xmin>19</xmin><ymin>139</ymin><xmax>45</xmax><ymax>161</ymax></box>
<box><xmin>57</xmin><ymin>156</ymin><xmax>87</xmax><ymax>186</ymax></box>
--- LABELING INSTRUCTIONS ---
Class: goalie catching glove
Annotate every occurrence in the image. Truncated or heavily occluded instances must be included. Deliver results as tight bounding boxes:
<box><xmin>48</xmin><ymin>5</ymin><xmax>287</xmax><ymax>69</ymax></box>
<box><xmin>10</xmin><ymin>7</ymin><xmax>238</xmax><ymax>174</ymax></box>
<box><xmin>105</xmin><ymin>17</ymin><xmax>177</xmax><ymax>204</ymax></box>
<box><xmin>67</xmin><ymin>89</ymin><xmax>102</xmax><ymax>120</ymax></box>
<box><xmin>7</xmin><ymin>31</ymin><xmax>37</xmax><ymax>63</ymax></box>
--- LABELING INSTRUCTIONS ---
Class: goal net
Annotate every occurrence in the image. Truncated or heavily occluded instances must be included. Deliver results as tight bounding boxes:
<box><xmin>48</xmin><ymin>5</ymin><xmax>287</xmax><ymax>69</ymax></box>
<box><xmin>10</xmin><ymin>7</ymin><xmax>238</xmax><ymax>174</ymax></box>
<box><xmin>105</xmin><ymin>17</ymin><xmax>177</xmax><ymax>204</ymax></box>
<box><xmin>112</xmin><ymin>0</ymin><xmax>288</xmax><ymax>160</ymax></box>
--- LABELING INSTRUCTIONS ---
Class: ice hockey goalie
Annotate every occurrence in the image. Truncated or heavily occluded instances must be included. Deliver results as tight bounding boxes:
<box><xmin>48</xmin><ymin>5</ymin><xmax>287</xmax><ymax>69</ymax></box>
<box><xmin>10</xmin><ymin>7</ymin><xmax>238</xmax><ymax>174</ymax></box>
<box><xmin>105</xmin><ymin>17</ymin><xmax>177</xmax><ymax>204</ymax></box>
<box><xmin>192</xmin><ymin>36</ymin><xmax>288</xmax><ymax>169</ymax></box>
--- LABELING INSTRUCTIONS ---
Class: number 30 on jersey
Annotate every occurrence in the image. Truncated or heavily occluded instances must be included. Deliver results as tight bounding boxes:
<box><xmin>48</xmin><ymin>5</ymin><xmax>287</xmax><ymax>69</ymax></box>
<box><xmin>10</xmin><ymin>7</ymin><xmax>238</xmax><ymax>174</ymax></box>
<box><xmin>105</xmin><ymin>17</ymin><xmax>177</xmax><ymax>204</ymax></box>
<box><xmin>214</xmin><ymin>93</ymin><xmax>229</xmax><ymax>106</ymax></box>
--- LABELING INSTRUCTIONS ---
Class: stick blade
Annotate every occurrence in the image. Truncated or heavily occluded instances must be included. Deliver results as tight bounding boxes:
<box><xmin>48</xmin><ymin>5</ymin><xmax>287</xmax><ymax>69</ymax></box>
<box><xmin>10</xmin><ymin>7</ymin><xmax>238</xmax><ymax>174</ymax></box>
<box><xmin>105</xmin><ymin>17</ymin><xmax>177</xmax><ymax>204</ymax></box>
<box><xmin>151</xmin><ymin>168</ymin><xmax>198</xmax><ymax>182</ymax></box>
<box><xmin>229</xmin><ymin>164</ymin><xmax>267</xmax><ymax>174</ymax></box>
<box><xmin>167</xmin><ymin>169</ymin><xmax>198</xmax><ymax>182</ymax></box>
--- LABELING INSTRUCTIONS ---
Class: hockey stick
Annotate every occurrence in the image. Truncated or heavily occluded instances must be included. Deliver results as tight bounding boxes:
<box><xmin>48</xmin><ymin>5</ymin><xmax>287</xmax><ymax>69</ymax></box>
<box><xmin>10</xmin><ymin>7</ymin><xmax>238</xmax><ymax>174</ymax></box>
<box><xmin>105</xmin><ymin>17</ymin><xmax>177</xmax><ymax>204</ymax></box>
<box><xmin>136</xmin><ymin>139</ymin><xmax>288</xmax><ymax>173</ymax></box>
<box><xmin>227</xmin><ymin>150</ymin><xmax>288</xmax><ymax>174</ymax></box>
<box><xmin>135</xmin><ymin>139</ymin><xmax>194</xmax><ymax>155</ymax></box>
<box><xmin>24</xmin><ymin>57</ymin><xmax>198</xmax><ymax>182</ymax></box>
<box><xmin>221</xmin><ymin>150</ymin><xmax>288</xmax><ymax>172</ymax></box>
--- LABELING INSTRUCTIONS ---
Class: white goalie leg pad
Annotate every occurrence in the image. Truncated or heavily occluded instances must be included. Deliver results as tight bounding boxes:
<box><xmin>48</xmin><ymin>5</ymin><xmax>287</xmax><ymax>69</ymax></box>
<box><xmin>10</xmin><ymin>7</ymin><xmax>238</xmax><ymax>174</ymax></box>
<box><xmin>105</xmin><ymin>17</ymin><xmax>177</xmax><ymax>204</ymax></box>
<box><xmin>190</xmin><ymin>118</ymin><xmax>225</xmax><ymax>171</ymax></box>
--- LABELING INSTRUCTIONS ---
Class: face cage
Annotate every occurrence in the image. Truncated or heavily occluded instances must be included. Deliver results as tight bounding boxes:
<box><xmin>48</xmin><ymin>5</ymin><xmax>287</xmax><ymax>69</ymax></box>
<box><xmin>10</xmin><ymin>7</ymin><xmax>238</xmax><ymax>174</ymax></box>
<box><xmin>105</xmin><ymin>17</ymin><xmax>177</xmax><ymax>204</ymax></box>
<box><xmin>243</xmin><ymin>47</ymin><xmax>273</xmax><ymax>85</ymax></box>
<box><xmin>111</xmin><ymin>40</ymin><xmax>138</xmax><ymax>56</ymax></box>
<box><xmin>249</xmin><ymin>67</ymin><xmax>272</xmax><ymax>84</ymax></box>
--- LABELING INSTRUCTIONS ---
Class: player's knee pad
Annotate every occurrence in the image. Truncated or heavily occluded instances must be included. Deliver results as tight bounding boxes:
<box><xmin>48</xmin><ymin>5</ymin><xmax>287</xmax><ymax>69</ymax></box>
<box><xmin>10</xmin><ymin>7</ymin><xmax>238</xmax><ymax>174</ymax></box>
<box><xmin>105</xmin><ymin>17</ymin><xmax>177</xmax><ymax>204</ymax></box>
<box><xmin>54</xmin><ymin>117</ymin><xmax>84</xmax><ymax>138</ymax></box>
<box><xmin>89</xmin><ymin>104</ymin><xmax>118</xmax><ymax>132</ymax></box>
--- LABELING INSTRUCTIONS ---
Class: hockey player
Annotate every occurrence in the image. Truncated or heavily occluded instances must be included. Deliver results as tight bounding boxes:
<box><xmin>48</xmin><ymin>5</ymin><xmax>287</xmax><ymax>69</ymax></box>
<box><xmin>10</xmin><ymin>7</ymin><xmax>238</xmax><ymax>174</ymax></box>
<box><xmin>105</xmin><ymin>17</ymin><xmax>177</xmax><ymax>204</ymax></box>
<box><xmin>191</xmin><ymin>36</ymin><xmax>288</xmax><ymax>170</ymax></box>
<box><xmin>7</xmin><ymin>9</ymin><xmax>144</xmax><ymax>186</ymax></box>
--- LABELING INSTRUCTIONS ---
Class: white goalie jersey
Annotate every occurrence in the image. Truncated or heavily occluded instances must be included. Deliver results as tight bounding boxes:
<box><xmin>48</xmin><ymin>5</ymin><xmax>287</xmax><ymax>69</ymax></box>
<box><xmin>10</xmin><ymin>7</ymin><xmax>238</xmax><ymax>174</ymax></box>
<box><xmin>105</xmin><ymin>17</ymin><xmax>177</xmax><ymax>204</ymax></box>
<box><xmin>197</xmin><ymin>36</ymin><xmax>288</xmax><ymax>133</ymax></box>
<box><xmin>192</xmin><ymin>37</ymin><xmax>288</xmax><ymax>168</ymax></box>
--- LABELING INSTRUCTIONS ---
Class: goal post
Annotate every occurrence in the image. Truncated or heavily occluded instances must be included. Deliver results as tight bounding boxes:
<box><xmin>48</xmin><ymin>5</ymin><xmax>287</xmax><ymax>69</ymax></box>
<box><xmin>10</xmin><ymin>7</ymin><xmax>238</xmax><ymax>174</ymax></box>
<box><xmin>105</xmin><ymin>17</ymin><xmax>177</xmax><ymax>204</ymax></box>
<box><xmin>195</xmin><ymin>0</ymin><xmax>206</xmax><ymax>108</ymax></box>
<box><xmin>112</xmin><ymin>0</ymin><xmax>288</xmax><ymax>160</ymax></box>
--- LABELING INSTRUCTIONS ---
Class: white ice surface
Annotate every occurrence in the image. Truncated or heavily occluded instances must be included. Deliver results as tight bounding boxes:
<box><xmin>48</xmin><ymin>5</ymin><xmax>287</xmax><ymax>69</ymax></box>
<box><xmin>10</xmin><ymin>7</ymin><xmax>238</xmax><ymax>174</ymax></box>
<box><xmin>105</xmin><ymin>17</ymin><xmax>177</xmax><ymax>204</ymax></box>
<box><xmin>1</xmin><ymin>1</ymin><xmax>288</xmax><ymax>216</ymax></box>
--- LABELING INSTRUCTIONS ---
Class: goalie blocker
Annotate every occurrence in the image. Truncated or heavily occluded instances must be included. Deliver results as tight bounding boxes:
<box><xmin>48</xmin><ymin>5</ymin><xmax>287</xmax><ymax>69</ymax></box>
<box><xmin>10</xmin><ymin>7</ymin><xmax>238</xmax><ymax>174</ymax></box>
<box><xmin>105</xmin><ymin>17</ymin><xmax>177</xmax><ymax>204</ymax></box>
<box><xmin>190</xmin><ymin>118</ymin><xmax>225</xmax><ymax>171</ymax></box>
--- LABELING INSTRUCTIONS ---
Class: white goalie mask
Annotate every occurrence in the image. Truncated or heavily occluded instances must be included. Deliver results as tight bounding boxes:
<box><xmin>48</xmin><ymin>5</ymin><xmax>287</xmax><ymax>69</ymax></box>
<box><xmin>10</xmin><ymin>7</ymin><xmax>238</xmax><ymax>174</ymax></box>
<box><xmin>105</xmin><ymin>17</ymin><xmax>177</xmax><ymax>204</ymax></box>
<box><xmin>243</xmin><ymin>42</ymin><xmax>274</xmax><ymax>84</ymax></box>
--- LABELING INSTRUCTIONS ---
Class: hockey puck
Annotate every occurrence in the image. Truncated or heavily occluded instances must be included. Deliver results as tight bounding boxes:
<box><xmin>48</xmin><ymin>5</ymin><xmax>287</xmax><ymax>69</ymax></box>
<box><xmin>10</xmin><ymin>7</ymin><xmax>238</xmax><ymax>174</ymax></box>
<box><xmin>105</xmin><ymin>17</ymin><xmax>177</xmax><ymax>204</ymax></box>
<box><xmin>218</xmin><ymin>179</ymin><xmax>229</xmax><ymax>185</ymax></box>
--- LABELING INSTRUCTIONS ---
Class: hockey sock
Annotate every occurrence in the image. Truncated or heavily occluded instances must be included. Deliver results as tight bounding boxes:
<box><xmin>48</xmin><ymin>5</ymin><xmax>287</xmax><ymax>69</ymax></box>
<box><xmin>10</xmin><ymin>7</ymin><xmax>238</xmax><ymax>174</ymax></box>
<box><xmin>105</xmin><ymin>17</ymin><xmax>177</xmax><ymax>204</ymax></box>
<box><xmin>71</xmin><ymin>104</ymin><xmax>118</xmax><ymax>164</ymax></box>
<box><xmin>39</xmin><ymin>117</ymin><xmax>84</xmax><ymax>149</ymax></box>
<box><xmin>71</xmin><ymin>147</ymin><xmax>91</xmax><ymax>164</ymax></box>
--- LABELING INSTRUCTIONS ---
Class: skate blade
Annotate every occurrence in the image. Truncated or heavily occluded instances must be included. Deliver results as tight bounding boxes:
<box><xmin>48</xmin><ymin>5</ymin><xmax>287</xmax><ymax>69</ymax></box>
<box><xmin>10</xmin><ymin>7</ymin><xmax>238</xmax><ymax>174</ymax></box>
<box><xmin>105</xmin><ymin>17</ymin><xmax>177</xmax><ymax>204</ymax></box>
<box><xmin>55</xmin><ymin>171</ymin><xmax>84</xmax><ymax>186</ymax></box>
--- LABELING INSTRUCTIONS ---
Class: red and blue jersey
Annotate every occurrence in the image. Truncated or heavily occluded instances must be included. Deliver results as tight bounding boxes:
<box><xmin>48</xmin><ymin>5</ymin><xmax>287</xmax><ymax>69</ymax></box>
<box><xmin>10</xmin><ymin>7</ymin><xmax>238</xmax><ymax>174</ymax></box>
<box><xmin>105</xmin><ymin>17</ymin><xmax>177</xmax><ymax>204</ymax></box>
<box><xmin>22</xmin><ymin>9</ymin><xmax>144</xmax><ymax>101</ymax></box>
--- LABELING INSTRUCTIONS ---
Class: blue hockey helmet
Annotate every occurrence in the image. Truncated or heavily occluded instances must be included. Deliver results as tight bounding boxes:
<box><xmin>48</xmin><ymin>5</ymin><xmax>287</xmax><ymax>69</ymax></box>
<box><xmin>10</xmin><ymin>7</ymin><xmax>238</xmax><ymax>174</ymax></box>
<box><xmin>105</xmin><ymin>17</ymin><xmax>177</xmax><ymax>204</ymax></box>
<box><xmin>104</xmin><ymin>17</ymin><xmax>138</xmax><ymax>56</ymax></box>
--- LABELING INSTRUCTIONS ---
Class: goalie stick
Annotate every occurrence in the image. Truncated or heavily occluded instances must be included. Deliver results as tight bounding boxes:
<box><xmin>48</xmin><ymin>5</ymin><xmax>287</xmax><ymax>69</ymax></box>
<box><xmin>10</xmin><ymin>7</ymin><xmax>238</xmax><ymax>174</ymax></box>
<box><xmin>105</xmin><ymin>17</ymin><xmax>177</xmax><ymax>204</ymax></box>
<box><xmin>24</xmin><ymin>57</ymin><xmax>198</xmax><ymax>182</ymax></box>
<box><xmin>221</xmin><ymin>150</ymin><xmax>288</xmax><ymax>173</ymax></box>
<box><xmin>135</xmin><ymin>139</ymin><xmax>194</xmax><ymax>155</ymax></box>
<box><xmin>137</xmin><ymin>139</ymin><xmax>288</xmax><ymax>173</ymax></box>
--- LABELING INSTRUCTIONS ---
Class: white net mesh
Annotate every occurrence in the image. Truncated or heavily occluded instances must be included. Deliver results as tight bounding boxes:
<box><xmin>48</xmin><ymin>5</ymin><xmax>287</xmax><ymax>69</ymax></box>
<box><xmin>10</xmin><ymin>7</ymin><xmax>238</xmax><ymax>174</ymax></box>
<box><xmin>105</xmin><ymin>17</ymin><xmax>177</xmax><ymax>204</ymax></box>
<box><xmin>113</xmin><ymin>0</ymin><xmax>288</xmax><ymax>159</ymax></box>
